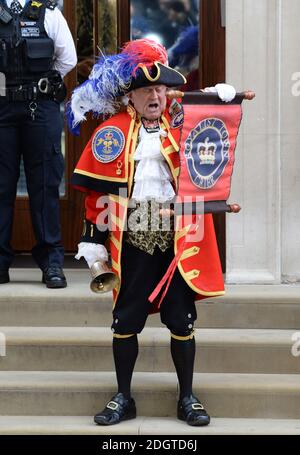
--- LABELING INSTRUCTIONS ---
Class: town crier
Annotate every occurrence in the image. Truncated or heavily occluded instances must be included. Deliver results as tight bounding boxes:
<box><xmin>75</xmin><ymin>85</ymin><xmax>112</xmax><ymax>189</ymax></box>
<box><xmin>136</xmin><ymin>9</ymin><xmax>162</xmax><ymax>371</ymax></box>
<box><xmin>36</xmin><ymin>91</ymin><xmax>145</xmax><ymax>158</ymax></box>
<box><xmin>68</xmin><ymin>39</ymin><xmax>236</xmax><ymax>426</ymax></box>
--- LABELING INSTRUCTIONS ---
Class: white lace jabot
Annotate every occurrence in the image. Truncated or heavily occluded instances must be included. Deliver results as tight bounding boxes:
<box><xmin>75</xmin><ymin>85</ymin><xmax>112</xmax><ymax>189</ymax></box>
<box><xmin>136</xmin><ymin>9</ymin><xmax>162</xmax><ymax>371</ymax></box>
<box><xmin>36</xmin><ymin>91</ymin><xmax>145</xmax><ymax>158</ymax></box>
<box><xmin>131</xmin><ymin>125</ymin><xmax>175</xmax><ymax>203</ymax></box>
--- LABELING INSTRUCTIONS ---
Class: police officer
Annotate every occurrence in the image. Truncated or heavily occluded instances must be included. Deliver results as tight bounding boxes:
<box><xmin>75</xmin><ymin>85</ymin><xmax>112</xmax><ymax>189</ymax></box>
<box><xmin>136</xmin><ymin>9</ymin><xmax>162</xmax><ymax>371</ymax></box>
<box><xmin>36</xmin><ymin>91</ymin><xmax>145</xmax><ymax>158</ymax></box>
<box><xmin>0</xmin><ymin>0</ymin><xmax>77</xmax><ymax>287</ymax></box>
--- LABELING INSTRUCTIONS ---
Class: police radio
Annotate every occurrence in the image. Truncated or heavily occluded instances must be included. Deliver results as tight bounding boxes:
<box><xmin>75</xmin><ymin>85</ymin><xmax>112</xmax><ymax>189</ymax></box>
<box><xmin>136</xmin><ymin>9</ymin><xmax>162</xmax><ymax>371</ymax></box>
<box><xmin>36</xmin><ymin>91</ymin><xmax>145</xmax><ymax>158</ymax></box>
<box><xmin>0</xmin><ymin>5</ymin><xmax>13</xmax><ymax>24</ymax></box>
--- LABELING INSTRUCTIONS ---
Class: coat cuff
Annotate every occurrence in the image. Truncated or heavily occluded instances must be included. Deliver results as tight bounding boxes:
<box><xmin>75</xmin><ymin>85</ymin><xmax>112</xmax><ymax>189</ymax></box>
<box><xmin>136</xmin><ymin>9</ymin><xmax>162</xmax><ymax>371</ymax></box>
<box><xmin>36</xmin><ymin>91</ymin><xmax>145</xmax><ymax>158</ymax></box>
<box><xmin>80</xmin><ymin>219</ymin><xmax>109</xmax><ymax>245</ymax></box>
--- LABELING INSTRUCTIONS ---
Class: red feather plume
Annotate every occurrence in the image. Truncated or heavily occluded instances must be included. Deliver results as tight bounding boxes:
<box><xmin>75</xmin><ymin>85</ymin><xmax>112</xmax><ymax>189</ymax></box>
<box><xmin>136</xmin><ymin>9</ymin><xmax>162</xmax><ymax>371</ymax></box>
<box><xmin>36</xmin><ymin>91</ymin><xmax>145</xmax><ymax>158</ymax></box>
<box><xmin>122</xmin><ymin>39</ymin><xmax>168</xmax><ymax>75</ymax></box>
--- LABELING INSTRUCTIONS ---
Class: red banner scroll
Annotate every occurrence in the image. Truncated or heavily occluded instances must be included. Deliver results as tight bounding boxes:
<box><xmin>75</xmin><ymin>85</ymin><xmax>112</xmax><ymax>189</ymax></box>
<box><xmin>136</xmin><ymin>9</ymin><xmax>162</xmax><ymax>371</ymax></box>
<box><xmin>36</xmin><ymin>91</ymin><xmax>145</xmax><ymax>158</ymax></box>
<box><xmin>176</xmin><ymin>93</ymin><xmax>243</xmax><ymax>213</ymax></box>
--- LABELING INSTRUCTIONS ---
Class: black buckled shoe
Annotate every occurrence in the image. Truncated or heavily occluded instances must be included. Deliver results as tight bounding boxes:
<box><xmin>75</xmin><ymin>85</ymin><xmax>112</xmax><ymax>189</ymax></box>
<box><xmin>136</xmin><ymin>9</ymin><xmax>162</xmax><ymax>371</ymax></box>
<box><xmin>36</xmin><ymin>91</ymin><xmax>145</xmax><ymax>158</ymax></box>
<box><xmin>94</xmin><ymin>393</ymin><xmax>136</xmax><ymax>426</ymax></box>
<box><xmin>42</xmin><ymin>267</ymin><xmax>67</xmax><ymax>289</ymax></box>
<box><xmin>0</xmin><ymin>270</ymin><xmax>9</xmax><ymax>284</ymax></box>
<box><xmin>178</xmin><ymin>395</ymin><xmax>210</xmax><ymax>426</ymax></box>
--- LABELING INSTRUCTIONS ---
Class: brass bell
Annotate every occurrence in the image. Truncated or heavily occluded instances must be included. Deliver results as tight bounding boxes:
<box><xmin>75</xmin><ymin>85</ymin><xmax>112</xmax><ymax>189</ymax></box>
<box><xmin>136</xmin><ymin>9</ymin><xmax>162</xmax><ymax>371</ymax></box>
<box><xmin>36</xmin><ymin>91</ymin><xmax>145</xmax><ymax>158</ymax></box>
<box><xmin>90</xmin><ymin>261</ymin><xmax>120</xmax><ymax>293</ymax></box>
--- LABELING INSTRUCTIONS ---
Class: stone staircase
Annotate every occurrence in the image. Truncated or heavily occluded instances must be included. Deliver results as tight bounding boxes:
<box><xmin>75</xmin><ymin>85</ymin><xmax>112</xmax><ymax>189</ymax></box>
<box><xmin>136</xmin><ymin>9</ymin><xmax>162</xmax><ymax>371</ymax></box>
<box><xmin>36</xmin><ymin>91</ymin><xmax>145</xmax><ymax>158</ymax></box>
<box><xmin>0</xmin><ymin>269</ymin><xmax>300</xmax><ymax>435</ymax></box>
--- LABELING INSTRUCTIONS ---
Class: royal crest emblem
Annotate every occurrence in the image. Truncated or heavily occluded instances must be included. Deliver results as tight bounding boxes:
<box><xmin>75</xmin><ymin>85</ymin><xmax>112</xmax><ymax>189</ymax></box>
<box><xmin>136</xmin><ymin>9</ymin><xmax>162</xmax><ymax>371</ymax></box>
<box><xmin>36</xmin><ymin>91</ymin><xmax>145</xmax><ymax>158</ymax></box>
<box><xmin>169</xmin><ymin>99</ymin><xmax>184</xmax><ymax>129</ymax></box>
<box><xmin>184</xmin><ymin>118</ymin><xmax>230</xmax><ymax>189</ymax></box>
<box><xmin>92</xmin><ymin>127</ymin><xmax>125</xmax><ymax>164</ymax></box>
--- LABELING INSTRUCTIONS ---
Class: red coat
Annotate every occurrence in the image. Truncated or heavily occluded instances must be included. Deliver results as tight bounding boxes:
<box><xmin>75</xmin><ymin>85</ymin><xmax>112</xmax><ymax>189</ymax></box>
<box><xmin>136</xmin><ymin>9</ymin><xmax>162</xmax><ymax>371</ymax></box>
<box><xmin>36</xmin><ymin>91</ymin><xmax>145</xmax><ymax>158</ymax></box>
<box><xmin>72</xmin><ymin>103</ymin><xmax>225</xmax><ymax>311</ymax></box>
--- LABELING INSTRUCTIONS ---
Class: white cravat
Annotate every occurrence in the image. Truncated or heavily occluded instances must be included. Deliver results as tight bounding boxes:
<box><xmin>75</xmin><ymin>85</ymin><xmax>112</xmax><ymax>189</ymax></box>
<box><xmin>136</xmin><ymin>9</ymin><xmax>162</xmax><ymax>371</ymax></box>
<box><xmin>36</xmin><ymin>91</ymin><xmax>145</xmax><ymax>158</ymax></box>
<box><xmin>131</xmin><ymin>125</ymin><xmax>176</xmax><ymax>203</ymax></box>
<box><xmin>6</xmin><ymin>0</ymin><xmax>77</xmax><ymax>78</ymax></box>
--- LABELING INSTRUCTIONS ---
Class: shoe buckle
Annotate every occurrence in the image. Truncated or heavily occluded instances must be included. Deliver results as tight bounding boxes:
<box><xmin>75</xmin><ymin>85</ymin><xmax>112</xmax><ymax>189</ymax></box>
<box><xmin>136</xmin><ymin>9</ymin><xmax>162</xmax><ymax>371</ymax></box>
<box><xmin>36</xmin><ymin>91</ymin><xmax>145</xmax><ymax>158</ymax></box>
<box><xmin>192</xmin><ymin>403</ymin><xmax>204</xmax><ymax>410</ymax></box>
<box><xmin>106</xmin><ymin>401</ymin><xmax>119</xmax><ymax>411</ymax></box>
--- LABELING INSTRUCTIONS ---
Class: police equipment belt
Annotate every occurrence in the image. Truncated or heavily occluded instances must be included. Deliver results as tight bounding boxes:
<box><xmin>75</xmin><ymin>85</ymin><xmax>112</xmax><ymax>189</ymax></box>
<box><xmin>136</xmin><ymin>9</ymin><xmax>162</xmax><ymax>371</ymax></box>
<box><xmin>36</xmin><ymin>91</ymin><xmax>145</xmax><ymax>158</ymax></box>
<box><xmin>4</xmin><ymin>83</ymin><xmax>53</xmax><ymax>102</ymax></box>
<box><xmin>4</xmin><ymin>73</ymin><xmax>66</xmax><ymax>102</ymax></box>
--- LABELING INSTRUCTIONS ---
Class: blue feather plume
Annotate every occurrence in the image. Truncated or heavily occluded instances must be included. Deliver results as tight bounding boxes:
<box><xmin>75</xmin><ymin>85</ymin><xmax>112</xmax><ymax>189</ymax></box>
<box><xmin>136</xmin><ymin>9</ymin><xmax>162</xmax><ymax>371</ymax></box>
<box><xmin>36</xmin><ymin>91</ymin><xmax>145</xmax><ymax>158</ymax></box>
<box><xmin>67</xmin><ymin>52</ymin><xmax>142</xmax><ymax>133</ymax></box>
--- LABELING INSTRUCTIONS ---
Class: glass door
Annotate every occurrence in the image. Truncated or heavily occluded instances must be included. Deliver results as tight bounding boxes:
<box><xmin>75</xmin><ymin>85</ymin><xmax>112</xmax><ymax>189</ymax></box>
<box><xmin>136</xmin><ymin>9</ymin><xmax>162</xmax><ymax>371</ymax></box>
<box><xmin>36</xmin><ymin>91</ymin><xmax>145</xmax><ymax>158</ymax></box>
<box><xmin>130</xmin><ymin>0</ymin><xmax>200</xmax><ymax>90</ymax></box>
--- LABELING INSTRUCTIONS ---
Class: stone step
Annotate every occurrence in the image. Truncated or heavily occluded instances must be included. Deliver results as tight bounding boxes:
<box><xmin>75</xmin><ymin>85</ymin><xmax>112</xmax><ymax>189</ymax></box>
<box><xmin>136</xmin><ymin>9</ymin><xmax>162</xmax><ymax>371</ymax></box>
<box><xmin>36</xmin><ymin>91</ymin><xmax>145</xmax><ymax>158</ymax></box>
<box><xmin>0</xmin><ymin>327</ymin><xmax>299</xmax><ymax>374</ymax></box>
<box><xmin>0</xmin><ymin>371</ymin><xmax>299</xmax><ymax>418</ymax></box>
<box><xmin>0</xmin><ymin>416</ymin><xmax>299</xmax><ymax>435</ymax></box>
<box><xmin>0</xmin><ymin>270</ymin><xmax>300</xmax><ymax>329</ymax></box>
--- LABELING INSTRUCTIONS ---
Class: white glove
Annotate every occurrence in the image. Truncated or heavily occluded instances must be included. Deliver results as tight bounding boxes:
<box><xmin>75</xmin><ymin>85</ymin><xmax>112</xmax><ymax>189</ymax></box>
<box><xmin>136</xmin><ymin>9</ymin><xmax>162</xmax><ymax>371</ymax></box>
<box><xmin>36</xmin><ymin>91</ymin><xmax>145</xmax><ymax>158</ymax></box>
<box><xmin>203</xmin><ymin>83</ymin><xmax>236</xmax><ymax>102</ymax></box>
<box><xmin>75</xmin><ymin>242</ymin><xmax>109</xmax><ymax>268</ymax></box>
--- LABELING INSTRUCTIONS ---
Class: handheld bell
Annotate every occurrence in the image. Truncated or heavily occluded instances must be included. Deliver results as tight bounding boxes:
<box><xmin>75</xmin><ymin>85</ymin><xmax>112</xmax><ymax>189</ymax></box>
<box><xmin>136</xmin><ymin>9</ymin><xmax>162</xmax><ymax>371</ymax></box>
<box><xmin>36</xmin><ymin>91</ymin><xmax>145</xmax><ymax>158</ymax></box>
<box><xmin>90</xmin><ymin>261</ymin><xmax>120</xmax><ymax>293</ymax></box>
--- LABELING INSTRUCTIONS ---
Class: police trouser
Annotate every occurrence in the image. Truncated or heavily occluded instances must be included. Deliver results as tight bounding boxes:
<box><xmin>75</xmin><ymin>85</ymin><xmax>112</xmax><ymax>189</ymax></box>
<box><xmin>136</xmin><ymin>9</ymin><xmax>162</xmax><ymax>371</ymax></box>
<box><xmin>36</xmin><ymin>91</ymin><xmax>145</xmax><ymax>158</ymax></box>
<box><xmin>112</xmin><ymin>240</ymin><xmax>197</xmax><ymax>338</ymax></box>
<box><xmin>0</xmin><ymin>98</ymin><xmax>64</xmax><ymax>270</ymax></box>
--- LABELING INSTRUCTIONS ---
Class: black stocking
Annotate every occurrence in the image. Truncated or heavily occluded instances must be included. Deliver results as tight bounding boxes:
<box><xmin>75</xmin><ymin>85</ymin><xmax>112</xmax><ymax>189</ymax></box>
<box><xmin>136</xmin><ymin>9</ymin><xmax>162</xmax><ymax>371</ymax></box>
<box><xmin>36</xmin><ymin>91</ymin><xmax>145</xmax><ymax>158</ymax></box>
<box><xmin>113</xmin><ymin>335</ymin><xmax>139</xmax><ymax>399</ymax></box>
<box><xmin>171</xmin><ymin>336</ymin><xmax>195</xmax><ymax>400</ymax></box>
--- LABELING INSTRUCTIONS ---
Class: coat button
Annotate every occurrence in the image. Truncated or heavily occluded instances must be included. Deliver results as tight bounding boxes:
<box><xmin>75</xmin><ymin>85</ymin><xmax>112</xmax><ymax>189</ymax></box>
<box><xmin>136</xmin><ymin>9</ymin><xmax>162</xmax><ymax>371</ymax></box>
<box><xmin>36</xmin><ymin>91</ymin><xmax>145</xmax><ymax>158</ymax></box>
<box><xmin>115</xmin><ymin>319</ymin><xmax>119</xmax><ymax>324</ymax></box>
<box><xmin>188</xmin><ymin>314</ymin><xmax>192</xmax><ymax>319</ymax></box>
<box><xmin>116</xmin><ymin>161</ymin><xmax>122</xmax><ymax>175</ymax></box>
<box><xmin>188</xmin><ymin>324</ymin><xmax>193</xmax><ymax>329</ymax></box>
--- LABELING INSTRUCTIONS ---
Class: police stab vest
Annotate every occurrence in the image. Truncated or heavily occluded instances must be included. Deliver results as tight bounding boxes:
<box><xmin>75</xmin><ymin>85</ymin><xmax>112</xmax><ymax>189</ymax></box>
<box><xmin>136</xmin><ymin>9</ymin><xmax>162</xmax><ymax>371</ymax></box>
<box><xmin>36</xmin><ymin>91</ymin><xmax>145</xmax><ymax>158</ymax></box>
<box><xmin>0</xmin><ymin>0</ymin><xmax>55</xmax><ymax>86</ymax></box>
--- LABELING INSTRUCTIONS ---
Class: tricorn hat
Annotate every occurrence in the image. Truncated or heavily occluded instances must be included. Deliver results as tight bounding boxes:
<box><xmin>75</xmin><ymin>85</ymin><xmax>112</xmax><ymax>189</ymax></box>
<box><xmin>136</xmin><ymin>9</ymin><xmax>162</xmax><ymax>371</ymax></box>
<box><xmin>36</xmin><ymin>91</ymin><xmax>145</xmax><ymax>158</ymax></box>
<box><xmin>68</xmin><ymin>39</ymin><xmax>186</xmax><ymax>135</ymax></box>
<box><xmin>127</xmin><ymin>61</ymin><xmax>186</xmax><ymax>91</ymax></box>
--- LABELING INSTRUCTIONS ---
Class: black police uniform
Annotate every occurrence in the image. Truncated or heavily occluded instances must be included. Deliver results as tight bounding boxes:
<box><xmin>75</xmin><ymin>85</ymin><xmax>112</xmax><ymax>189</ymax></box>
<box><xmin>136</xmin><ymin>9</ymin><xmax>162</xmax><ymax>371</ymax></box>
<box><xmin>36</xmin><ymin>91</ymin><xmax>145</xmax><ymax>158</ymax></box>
<box><xmin>0</xmin><ymin>0</ymin><xmax>66</xmax><ymax>273</ymax></box>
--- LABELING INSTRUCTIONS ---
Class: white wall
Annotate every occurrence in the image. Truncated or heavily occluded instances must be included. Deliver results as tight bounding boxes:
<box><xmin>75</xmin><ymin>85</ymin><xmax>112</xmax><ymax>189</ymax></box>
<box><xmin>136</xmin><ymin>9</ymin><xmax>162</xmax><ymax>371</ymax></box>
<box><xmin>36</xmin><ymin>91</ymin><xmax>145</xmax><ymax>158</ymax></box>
<box><xmin>280</xmin><ymin>0</ymin><xmax>300</xmax><ymax>282</ymax></box>
<box><xmin>226</xmin><ymin>0</ymin><xmax>284</xmax><ymax>283</ymax></box>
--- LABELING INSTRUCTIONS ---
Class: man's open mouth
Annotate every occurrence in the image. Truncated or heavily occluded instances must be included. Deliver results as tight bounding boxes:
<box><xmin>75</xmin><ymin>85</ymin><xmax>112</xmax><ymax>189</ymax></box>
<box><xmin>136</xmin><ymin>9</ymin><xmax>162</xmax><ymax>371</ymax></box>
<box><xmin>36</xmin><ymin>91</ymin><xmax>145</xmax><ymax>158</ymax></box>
<box><xmin>148</xmin><ymin>103</ymin><xmax>159</xmax><ymax>110</ymax></box>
